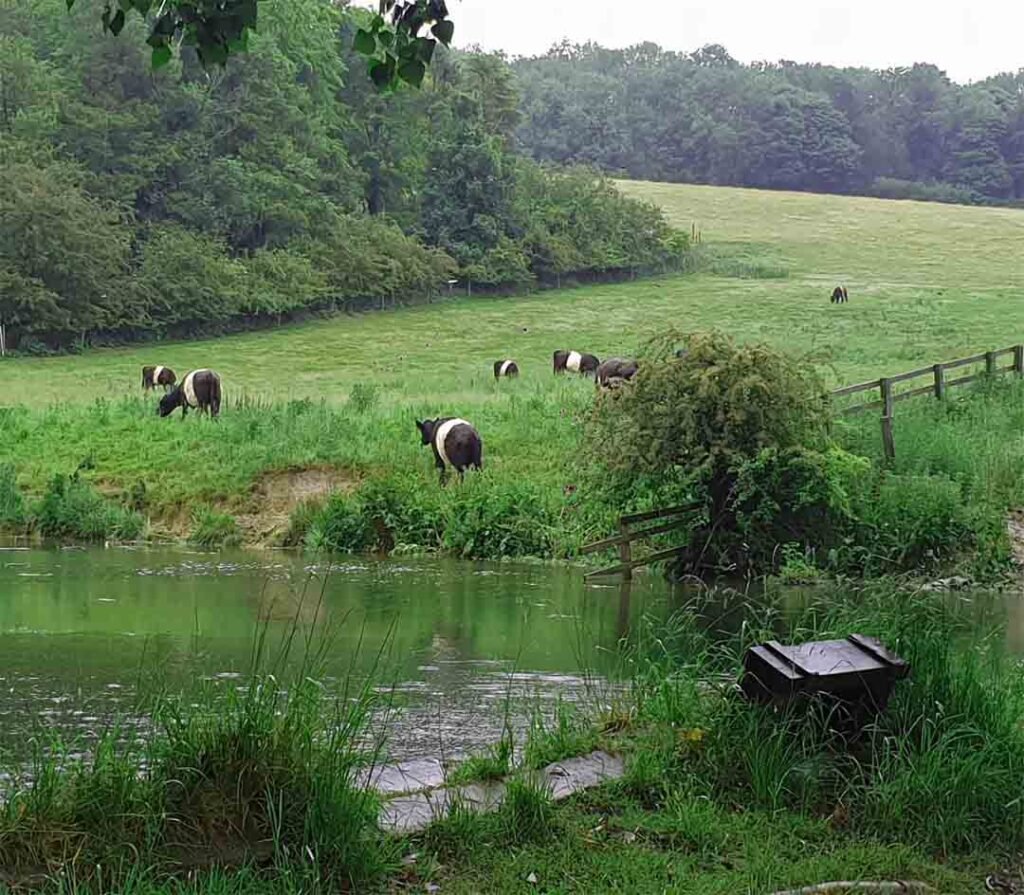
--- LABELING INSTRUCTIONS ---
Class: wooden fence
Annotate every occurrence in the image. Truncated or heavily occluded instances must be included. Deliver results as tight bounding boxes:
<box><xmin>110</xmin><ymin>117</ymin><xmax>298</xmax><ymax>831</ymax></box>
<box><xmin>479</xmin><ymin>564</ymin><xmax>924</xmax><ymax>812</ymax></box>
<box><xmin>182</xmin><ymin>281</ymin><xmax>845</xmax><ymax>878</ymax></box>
<box><xmin>832</xmin><ymin>344</ymin><xmax>1024</xmax><ymax>461</ymax></box>
<box><xmin>580</xmin><ymin>502</ymin><xmax>701</xmax><ymax>580</ymax></box>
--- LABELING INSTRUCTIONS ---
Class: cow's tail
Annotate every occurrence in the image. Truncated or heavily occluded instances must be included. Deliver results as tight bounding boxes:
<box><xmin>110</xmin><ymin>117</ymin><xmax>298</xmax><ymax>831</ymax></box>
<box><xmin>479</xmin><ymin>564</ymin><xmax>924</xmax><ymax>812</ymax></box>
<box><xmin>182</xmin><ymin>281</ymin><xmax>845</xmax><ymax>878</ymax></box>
<box><xmin>210</xmin><ymin>375</ymin><xmax>222</xmax><ymax>418</ymax></box>
<box><xmin>472</xmin><ymin>434</ymin><xmax>483</xmax><ymax>471</ymax></box>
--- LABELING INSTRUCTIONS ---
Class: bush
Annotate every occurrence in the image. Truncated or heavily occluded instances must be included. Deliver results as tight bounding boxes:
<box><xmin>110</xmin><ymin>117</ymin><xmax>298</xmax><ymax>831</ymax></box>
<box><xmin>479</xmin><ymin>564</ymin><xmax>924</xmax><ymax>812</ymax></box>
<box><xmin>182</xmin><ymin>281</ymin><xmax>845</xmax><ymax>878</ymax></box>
<box><xmin>189</xmin><ymin>506</ymin><xmax>242</xmax><ymax>548</ymax></box>
<box><xmin>851</xmin><ymin>473</ymin><xmax>986</xmax><ymax>573</ymax></box>
<box><xmin>732</xmin><ymin>446</ymin><xmax>868</xmax><ymax>569</ymax></box>
<box><xmin>586</xmin><ymin>329</ymin><xmax>832</xmax><ymax>572</ymax></box>
<box><xmin>32</xmin><ymin>472</ymin><xmax>144</xmax><ymax>542</ymax></box>
<box><xmin>0</xmin><ymin>463</ymin><xmax>25</xmax><ymax>527</ymax></box>
<box><xmin>868</xmin><ymin>177</ymin><xmax>981</xmax><ymax>206</ymax></box>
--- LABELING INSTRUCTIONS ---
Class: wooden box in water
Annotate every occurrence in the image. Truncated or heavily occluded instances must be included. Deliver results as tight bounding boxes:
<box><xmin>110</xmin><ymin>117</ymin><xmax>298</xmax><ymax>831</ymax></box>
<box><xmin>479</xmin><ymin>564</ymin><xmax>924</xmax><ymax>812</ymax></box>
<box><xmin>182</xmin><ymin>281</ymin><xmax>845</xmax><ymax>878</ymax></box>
<box><xmin>741</xmin><ymin>633</ymin><xmax>910</xmax><ymax>714</ymax></box>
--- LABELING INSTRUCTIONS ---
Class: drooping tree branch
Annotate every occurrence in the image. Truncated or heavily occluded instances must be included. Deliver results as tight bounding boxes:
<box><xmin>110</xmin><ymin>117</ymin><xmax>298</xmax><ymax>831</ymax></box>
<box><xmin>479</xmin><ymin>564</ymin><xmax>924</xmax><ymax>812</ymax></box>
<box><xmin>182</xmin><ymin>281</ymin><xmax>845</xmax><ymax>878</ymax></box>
<box><xmin>71</xmin><ymin>0</ymin><xmax>454</xmax><ymax>88</ymax></box>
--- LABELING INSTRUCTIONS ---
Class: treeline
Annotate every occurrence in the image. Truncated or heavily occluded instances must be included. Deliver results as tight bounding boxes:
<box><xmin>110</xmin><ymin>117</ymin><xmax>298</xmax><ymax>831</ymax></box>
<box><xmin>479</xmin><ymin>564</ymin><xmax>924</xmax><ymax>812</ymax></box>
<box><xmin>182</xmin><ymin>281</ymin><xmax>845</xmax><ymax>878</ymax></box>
<box><xmin>0</xmin><ymin>3</ymin><xmax>684</xmax><ymax>352</ymax></box>
<box><xmin>514</xmin><ymin>42</ymin><xmax>1024</xmax><ymax>204</ymax></box>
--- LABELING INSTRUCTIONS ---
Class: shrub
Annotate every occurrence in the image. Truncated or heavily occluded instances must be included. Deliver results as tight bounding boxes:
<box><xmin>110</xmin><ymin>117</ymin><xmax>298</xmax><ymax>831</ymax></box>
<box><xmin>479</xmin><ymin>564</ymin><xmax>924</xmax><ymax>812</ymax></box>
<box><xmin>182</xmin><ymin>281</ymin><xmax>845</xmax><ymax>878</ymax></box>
<box><xmin>32</xmin><ymin>472</ymin><xmax>144</xmax><ymax>542</ymax></box>
<box><xmin>586</xmin><ymin>329</ymin><xmax>832</xmax><ymax>572</ymax></box>
<box><xmin>189</xmin><ymin>506</ymin><xmax>242</xmax><ymax>548</ymax></box>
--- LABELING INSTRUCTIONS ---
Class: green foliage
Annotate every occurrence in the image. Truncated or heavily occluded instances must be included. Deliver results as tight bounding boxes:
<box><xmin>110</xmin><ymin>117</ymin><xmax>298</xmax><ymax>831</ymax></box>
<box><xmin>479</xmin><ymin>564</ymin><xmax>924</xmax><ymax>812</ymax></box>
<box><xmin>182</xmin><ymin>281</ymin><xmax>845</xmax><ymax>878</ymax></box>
<box><xmin>189</xmin><ymin>506</ymin><xmax>242</xmax><ymax>548</ymax></box>
<box><xmin>0</xmin><ymin>462</ymin><xmax>25</xmax><ymax>527</ymax></box>
<box><xmin>32</xmin><ymin>471</ymin><xmax>144</xmax><ymax>542</ymax></box>
<box><xmin>72</xmin><ymin>0</ymin><xmax>261</xmax><ymax>69</ymax></box>
<box><xmin>516</xmin><ymin>45</ymin><xmax>1024</xmax><ymax>204</ymax></box>
<box><xmin>625</xmin><ymin>583</ymin><xmax>1024</xmax><ymax>854</ymax></box>
<box><xmin>1</xmin><ymin>2</ymin><xmax>686</xmax><ymax>351</ymax></box>
<box><xmin>586</xmin><ymin>330</ymin><xmax>832</xmax><ymax>571</ymax></box>
<box><xmin>352</xmin><ymin>2</ymin><xmax>455</xmax><ymax>92</ymax></box>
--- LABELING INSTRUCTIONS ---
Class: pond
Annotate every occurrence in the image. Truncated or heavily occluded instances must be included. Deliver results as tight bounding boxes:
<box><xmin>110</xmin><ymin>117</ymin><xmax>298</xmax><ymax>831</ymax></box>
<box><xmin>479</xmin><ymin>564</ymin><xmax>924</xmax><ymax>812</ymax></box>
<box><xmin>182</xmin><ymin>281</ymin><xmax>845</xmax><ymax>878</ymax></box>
<box><xmin>0</xmin><ymin>545</ymin><xmax>677</xmax><ymax>764</ymax></box>
<box><xmin>2</xmin><ymin>545</ymin><xmax>1022</xmax><ymax>768</ymax></box>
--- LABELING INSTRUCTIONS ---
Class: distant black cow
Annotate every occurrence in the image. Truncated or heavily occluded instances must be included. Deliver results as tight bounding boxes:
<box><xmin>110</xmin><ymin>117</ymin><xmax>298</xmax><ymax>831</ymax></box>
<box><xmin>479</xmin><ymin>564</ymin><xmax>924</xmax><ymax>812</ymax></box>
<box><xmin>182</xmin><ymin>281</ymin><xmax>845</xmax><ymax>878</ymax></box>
<box><xmin>596</xmin><ymin>357</ymin><xmax>639</xmax><ymax>389</ymax></box>
<box><xmin>158</xmin><ymin>369</ymin><xmax>221</xmax><ymax>419</ymax></box>
<box><xmin>416</xmin><ymin>417</ymin><xmax>482</xmax><ymax>483</ymax></box>
<box><xmin>830</xmin><ymin>285</ymin><xmax>849</xmax><ymax>304</ymax></box>
<box><xmin>553</xmin><ymin>350</ymin><xmax>600</xmax><ymax>377</ymax></box>
<box><xmin>493</xmin><ymin>359</ymin><xmax>519</xmax><ymax>379</ymax></box>
<box><xmin>142</xmin><ymin>365</ymin><xmax>176</xmax><ymax>391</ymax></box>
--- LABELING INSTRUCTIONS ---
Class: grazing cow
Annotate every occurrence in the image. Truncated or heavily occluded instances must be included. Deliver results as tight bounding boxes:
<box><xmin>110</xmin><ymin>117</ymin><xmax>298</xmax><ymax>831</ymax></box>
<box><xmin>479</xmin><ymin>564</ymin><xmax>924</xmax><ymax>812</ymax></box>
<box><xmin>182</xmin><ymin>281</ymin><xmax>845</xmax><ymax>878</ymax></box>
<box><xmin>553</xmin><ymin>350</ymin><xmax>600</xmax><ymax>377</ymax></box>
<box><xmin>830</xmin><ymin>285</ymin><xmax>849</xmax><ymax>304</ymax></box>
<box><xmin>596</xmin><ymin>357</ymin><xmax>639</xmax><ymax>389</ymax></box>
<box><xmin>416</xmin><ymin>417</ymin><xmax>482</xmax><ymax>483</ymax></box>
<box><xmin>158</xmin><ymin>369</ymin><xmax>221</xmax><ymax>419</ymax></box>
<box><xmin>493</xmin><ymin>359</ymin><xmax>519</xmax><ymax>379</ymax></box>
<box><xmin>142</xmin><ymin>365</ymin><xmax>176</xmax><ymax>391</ymax></box>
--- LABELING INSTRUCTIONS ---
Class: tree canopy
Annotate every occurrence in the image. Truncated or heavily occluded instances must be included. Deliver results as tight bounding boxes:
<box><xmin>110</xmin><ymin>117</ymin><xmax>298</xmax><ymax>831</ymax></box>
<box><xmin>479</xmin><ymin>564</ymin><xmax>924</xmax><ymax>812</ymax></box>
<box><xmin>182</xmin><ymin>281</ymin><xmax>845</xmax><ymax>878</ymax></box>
<box><xmin>513</xmin><ymin>43</ymin><xmax>1024</xmax><ymax>204</ymax></box>
<box><xmin>0</xmin><ymin>0</ymin><xmax>683</xmax><ymax>351</ymax></box>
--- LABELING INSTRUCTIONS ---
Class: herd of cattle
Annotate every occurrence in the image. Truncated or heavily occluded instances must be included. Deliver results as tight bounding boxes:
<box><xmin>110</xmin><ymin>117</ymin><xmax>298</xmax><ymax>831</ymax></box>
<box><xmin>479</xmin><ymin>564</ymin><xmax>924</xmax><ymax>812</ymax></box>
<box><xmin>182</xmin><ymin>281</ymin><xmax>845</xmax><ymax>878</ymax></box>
<box><xmin>141</xmin><ymin>349</ymin><xmax>638</xmax><ymax>482</ymax></box>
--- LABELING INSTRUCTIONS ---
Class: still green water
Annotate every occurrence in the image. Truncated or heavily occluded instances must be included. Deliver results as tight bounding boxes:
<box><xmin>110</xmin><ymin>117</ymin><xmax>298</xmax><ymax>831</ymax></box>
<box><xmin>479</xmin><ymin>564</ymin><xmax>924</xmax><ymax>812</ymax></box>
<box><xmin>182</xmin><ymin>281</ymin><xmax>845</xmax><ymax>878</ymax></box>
<box><xmin>0</xmin><ymin>545</ymin><xmax>673</xmax><ymax>761</ymax></box>
<box><xmin>3</xmin><ymin>545</ymin><xmax>1021</xmax><ymax>765</ymax></box>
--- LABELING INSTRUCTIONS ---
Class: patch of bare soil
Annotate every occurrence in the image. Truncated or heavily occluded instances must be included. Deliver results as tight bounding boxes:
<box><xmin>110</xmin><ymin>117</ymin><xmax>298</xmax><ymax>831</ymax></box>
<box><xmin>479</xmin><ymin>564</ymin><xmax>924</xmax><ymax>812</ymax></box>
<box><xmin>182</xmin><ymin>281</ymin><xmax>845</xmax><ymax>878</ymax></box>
<box><xmin>233</xmin><ymin>466</ymin><xmax>358</xmax><ymax>546</ymax></box>
<box><xmin>1007</xmin><ymin>510</ymin><xmax>1024</xmax><ymax>567</ymax></box>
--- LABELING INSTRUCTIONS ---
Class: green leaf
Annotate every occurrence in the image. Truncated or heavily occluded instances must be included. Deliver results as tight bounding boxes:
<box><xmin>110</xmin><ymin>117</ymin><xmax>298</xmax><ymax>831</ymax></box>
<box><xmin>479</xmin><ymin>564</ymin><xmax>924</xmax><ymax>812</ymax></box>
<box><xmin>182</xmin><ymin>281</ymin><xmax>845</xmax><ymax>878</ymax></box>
<box><xmin>377</xmin><ymin>29</ymin><xmax>394</xmax><ymax>48</ymax></box>
<box><xmin>109</xmin><ymin>9</ymin><xmax>126</xmax><ymax>35</ymax></box>
<box><xmin>398</xmin><ymin>58</ymin><xmax>425</xmax><ymax>88</ymax></box>
<box><xmin>151</xmin><ymin>44</ymin><xmax>172</xmax><ymax>68</ymax></box>
<box><xmin>353</xmin><ymin>28</ymin><xmax>377</xmax><ymax>56</ymax></box>
<box><xmin>369</xmin><ymin>58</ymin><xmax>396</xmax><ymax>89</ymax></box>
<box><xmin>431</xmin><ymin>19</ymin><xmax>454</xmax><ymax>45</ymax></box>
<box><xmin>414</xmin><ymin>36</ymin><xmax>435</xmax><ymax>64</ymax></box>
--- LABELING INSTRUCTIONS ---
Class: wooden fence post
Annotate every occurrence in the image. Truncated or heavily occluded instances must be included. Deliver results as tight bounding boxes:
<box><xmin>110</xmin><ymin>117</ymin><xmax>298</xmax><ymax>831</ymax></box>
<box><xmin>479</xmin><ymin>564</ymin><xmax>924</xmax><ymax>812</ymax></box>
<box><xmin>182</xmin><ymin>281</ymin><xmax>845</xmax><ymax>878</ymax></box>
<box><xmin>985</xmin><ymin>351</ymin><xmax>997</xmax><ymax>377</ymax></box>
<box><xmin>618</xmin><ymin>518</ymin><xmax>633</xmax><ymax>581</ymax></box>
<box><xmin>1014</xmin><ymin>345</ymin><xmax>1024</xmax><ymax>377</ymax></box>
<box><xmin>933</xmin><ymin>363</ymin><xmax>946</xmax><ymax>399</ymax></box>
<box><xmin>880</xmin><ymin>378</ymin><xmax>895</xmax><ymax>463</ymax></box>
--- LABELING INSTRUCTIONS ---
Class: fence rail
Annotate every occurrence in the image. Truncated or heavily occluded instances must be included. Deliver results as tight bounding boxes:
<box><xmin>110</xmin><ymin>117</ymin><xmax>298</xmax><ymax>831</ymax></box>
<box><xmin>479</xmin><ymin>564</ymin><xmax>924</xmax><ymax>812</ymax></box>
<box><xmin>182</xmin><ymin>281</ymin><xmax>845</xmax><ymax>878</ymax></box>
<box><xmin>831</xmin><ymin>344</ymin><xmax>1024</xmax><ymax>460</ymax></box>
<box><xmin>580</xmin><ymin>502</ymin><xmax>701</xmax><ymax>580</ymax></box>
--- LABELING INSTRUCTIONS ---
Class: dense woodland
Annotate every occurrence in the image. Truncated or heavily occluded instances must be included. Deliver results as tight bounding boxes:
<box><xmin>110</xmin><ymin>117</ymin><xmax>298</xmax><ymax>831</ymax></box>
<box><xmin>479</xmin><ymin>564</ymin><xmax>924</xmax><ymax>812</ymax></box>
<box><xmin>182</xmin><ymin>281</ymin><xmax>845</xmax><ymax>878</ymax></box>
<box><xmin>0</xmin><ymin>1</ymin><xmax>683</xmax><ymax>351</ymax></box>
<box><xmin>513</xmin><ymin>42</ymin><xmax>1024</xmax><ymax>204</ymax></box>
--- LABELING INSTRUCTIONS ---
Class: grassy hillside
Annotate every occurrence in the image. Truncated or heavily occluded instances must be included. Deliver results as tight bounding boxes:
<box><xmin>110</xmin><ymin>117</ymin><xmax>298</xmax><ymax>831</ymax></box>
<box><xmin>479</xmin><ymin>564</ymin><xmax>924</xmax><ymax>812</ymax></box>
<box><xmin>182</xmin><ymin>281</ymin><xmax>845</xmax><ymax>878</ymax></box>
<box><xmin>4</xmin><ymin>182</ymin><xmax>1024</xmax><ymax>409</ymax></box>
<box><xmin>2</xmin><ymin>183</ymin><xmax>1023</xmax><ymax>553</ymax></box>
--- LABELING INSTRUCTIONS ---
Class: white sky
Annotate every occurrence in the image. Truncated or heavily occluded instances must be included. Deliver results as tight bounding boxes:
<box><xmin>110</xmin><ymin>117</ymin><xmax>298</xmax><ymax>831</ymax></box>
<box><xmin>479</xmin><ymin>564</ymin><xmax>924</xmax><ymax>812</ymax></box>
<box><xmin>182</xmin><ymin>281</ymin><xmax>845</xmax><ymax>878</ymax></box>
<box><xmin>444</xmin><ymin>0</ymin><xmax>1024</xmax><ymax>83</ymax></box>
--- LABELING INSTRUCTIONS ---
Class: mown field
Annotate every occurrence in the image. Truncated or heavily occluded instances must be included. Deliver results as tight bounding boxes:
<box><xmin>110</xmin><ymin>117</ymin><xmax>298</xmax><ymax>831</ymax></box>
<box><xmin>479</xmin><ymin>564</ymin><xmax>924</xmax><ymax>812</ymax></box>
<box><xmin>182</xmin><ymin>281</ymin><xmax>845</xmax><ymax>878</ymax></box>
<box><xmin>2</xmin><ymin>182</ymin><xmax>1024</xmax><ymax>548</ymax></box>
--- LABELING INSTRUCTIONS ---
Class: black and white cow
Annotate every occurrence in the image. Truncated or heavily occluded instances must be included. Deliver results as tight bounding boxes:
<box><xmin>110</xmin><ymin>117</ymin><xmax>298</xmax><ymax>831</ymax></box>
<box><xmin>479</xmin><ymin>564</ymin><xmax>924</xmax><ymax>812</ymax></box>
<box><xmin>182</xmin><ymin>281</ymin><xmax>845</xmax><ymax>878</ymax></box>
<box><xmin>596</xmin><ymin>357</ymin><xmax>639</xmax><ymax>389</ymax></box>
<box><xmin>415</xmin><ymin>417</ymin><xmax>482</xmax><ymax>483</ymax></box>
<box><xmin>158</xmin><ymin>369</ymin><xmax>222</xmax><ymax>419</ymax></box>
<box><xmin>553</xmin><ymin>350</ymin><xmax>600</xmax><ymax>377</ymax></box>
<box><xmin>830</xmin><ymin>285</ymin><xmax>849</xmax><ymax>304</ymax></box>
<box><xmin>493</xmin><ymin>359</ymin><xmax>519</xmax><ymax>379</ymax></box>
<box><xmin>142</xmin><ymin>365</ymin><xmax>176</xmax><ymax>391</ymax></box>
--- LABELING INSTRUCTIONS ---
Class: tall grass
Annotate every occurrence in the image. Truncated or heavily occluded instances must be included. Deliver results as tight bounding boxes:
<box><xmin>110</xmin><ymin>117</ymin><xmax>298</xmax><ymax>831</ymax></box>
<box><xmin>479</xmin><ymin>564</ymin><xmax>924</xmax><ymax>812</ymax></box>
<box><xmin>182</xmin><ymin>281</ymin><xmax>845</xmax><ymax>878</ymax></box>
<box><xmin>622</xmin><ymin>581</ymin><xmax>1024</xmax><ymax>854</ymax></box>
<box><xmin>0</xmin><ymin>589</ymin><xmax>395</xmax><ymax>891</ymax></box>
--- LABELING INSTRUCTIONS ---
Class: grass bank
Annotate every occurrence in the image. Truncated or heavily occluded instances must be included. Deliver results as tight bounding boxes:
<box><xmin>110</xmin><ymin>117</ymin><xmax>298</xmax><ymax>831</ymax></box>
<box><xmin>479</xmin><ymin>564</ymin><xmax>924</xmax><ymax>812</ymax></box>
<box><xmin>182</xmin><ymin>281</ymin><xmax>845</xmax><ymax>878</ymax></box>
<box><xmin>3</xmin><ymin>365</ymin><xmax>1024</xmax><ymax>578</ymax></box>
<box><xmin>1</xmin><ymin>183</ymin><xmax>1023</xmax><ymax>572</ymax></box>
<box><xmin>1</xmin><ymin>582</ymin><xmax>1019</xmax><ymax>892</ymax></box>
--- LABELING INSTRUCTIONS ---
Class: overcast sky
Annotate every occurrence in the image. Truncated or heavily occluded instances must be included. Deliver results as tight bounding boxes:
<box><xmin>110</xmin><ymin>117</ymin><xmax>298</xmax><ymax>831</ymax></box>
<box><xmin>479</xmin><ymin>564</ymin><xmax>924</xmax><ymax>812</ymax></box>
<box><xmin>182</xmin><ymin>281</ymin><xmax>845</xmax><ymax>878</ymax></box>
<box><xmin>444</xmin><ymin>0</ymin><xmax>1023</xmax><ymax>83</ymax></box>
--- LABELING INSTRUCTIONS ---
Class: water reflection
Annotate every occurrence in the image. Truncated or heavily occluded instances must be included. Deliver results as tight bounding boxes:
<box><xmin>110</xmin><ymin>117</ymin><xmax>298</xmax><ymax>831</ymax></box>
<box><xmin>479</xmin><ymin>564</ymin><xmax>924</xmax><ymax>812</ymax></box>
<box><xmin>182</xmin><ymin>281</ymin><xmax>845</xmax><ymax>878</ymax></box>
<box><xmin>0</xmin><ymin>546</ymin><xmax>671</xmax><ymax>761</ymax></box>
